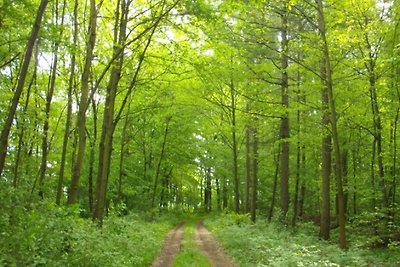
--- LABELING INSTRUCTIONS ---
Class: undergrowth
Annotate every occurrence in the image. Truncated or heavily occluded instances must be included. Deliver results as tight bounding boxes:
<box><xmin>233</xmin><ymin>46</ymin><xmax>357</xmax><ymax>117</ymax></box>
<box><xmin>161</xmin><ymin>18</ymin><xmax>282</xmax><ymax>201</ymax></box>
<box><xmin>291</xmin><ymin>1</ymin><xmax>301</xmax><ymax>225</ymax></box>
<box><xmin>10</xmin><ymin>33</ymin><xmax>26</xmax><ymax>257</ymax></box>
<box><xmin>205</xmin><ymin>213</ymin><xmax>400</xmax><ymax>267</ymax></box>
<box><xmin>0</xmin><ymin>196</ymin><xmax>173</xmax><ymax>266</ymax></box>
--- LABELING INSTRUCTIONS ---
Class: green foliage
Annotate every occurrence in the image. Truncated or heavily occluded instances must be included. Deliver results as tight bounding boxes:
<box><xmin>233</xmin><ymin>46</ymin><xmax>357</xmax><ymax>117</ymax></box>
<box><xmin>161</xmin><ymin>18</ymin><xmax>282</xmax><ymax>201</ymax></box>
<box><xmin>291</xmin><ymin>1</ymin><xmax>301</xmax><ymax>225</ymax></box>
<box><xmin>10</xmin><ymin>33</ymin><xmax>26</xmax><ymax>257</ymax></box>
<box><xmin>0</xmin><ymin>190</ymin><xmax>171</xmax><ymax>267</ymax></box>
<box><xmin>205</xmin><ymin>214</ymin><xmax>400</xmax><ymax>267</ymax></box>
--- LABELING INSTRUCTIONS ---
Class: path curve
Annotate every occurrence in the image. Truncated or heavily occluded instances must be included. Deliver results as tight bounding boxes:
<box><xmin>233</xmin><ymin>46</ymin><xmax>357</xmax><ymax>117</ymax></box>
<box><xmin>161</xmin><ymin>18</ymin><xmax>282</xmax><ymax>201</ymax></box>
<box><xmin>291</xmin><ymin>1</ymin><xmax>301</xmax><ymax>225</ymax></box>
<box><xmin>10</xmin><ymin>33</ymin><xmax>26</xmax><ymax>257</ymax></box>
<box><xmin>151</xmin><ymin>222</ymin><xmax>185</xmax><ymax>267</ymax></box>
<box><xmin>195</xmin><ymin>221</ymin><xmax>237</xmax><ymax>267</ymax></box>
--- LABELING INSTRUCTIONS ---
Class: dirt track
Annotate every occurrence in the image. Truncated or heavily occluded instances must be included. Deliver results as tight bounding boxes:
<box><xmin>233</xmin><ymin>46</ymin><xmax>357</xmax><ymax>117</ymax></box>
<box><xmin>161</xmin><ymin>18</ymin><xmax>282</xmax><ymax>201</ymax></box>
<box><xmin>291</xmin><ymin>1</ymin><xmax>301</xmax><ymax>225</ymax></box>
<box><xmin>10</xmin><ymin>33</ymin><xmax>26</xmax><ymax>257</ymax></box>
<box><xmin>195</xmin><ymin>221</ymin><xmax>237</xmax><ymax>267</ymax></box>
<box><xmin>150</xmin><ymin>221</ymin><xmax>236</xmax><ymax>267</ymax></box>
<box><xmin>151</xmin><ymin>222</ymin><xmax>185</xmax><ymax>267</ymax></box>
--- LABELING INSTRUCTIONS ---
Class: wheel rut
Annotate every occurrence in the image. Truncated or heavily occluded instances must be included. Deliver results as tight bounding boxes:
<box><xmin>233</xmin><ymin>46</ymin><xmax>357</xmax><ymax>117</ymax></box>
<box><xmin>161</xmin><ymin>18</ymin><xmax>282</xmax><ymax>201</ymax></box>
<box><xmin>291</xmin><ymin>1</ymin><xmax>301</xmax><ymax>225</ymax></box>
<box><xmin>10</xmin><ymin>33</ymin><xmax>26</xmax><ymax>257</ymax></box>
<box><xmin>151</xmin><ymin>222</ymin><xmax>185</xmax><ymax>267</ymax></box>
<box><xmin>195</xmin><ymin>221</ymin><xmax>237</xmax><ymax>267</ymax></box>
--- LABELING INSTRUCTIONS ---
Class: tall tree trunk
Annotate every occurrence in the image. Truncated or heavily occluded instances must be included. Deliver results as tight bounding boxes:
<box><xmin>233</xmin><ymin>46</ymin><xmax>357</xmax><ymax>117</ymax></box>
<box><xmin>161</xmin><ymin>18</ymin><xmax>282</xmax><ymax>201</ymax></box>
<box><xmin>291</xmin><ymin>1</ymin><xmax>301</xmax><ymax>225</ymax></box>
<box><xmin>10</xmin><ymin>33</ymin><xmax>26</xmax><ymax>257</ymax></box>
<box><xmin>160</xmin><ymin>167</ymin><xmax>172</xmax><ymax>209</ymax></box>
<box><xmin>57</xmin><ymin>0</ymin><xmax>78</xmax><ymax>205</ymax></box>
<box><xmin>391</xmin><ymin>17</ymin><xmax>400</xmax><ymax>218</ymax></box>
<box><xmin>269</xmin><ymin>147</ymin><xmax>280</xmax><ymax>222</ymax></box>
<box><xmin>317</xmin><ymin>0</ymin><xmax>347</xmax><ymax>249</ymax></box>
<box><xmin>204</xmin><ymin>167</ymin><xmax>212</xmax><ymax>212</ymax></box>
<box><xmin>320</xmin><ymin>56</ymin><xmax>332</xmax><ymax>240</ymax></box>
<box><xmin>13</xmin><ymin>67</ymin><xmax>36</xmax><ymax>188</ymax></box>
<box><xmin>118</xmin><ymin>106</ymin><xmax>130</xmax><ymax>204</ymax></box>
<box><xmin>87</xmin><ymin>98</ymin><xmax>98</xmax><ymax>213</ymax></box>
<box><xmin>342</xmin><ymin>149</ymin><xmax>349</xmax><ymax>214</ymax></box>
<box><xmin>151</xmin><ymin>117</ymin><xmax>172</xmax><ymax>208</ymax></box>
<box><xmin>222</xmin><ymin>175</ymin><xmax>228</xmax><ymax>210</ymax></box>
<box><xmin>245</xmin><ymin>107</ymin><xmax>251</xmax><ymax>214</ymax></box>
<box><xmin>279</xmin><ymin>5</ymin><xmax>290</xmax><ymax>218</ymax></box>
<box><xmin>292</xmin><ymin>70</ymin><xmax>305</xmax><ymax>227</ymax></box>
<box><xmin>367</xmin><ymin>53</ymin><xmax>389</xmax><ymax>207</ymax></box>
<box><xmin>216</xmin><ymin>177</ymin><xmax>221</xmax><ymax>211</ymax></box>
<box><xmin>0</xmin><ymin>0</ymin><xmax>49</xmax><ymax>177</ymax></box>
<box><xmin>38</xmin><ymin>0</ymin><xmax>65</xmax><ymax>198</ymax></box>
<box><xmin>250</xmin><ymin>127</ymin><xmax>258</xmax><ymax>223</ymax></box>
<box><xmin>230</xmin><ymin>79</ymin><xmax>240</xmax><ymax>213</ymax></box>
<box><xmin>68</xmin><ymin>0</ymin><xmax>98</xmax><ymax>204</ymax></box>
<box><xmin>93</xmin><ymin>0</ymin><xmax>127</xmax><ymax>223</ymax></box>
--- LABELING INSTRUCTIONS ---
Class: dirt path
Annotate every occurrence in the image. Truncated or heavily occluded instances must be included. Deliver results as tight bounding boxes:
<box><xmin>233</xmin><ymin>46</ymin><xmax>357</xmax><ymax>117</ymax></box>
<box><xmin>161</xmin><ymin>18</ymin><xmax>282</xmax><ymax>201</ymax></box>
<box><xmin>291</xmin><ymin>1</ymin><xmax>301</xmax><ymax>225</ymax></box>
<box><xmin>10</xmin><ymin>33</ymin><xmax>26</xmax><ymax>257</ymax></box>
<box><xmin>151</xmin><ymin>221</ymin><xmax>236</xmax><ymax>267</ymax></box>
<box><xmin>151</xmin><ymin>222</ymin><xmax>185</xmax><ymax>267</ymax></box>
<box><xmin>195</xmin><ymin>221</ymin><xmax>237</xmax><ymax>267</ymax></box>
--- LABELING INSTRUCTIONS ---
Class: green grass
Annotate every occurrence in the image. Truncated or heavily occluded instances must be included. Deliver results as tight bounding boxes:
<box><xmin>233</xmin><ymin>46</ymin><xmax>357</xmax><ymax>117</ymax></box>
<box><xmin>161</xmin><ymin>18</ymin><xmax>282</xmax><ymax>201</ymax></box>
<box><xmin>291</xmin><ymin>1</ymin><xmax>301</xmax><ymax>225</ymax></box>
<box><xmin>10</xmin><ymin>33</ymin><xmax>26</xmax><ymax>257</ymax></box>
<box><xmin>205</xmin><ymin>213</ymin><xmax>400</xmax><ymax>267</ymax></box>
<box><xmin>172</xmin><ymin>221</ymin><xmax>211</xmax><ymax>267</ymax></box>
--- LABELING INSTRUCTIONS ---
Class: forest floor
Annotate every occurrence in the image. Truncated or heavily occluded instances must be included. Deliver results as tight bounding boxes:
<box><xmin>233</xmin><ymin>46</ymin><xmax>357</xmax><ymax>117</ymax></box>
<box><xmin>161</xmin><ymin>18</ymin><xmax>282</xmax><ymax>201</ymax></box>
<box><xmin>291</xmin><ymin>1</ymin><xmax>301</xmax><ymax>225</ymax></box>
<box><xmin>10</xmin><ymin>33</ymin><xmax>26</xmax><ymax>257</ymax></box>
<box><xmin>151</xmin><ymin>221</ymin><xmax>237</xmax><ymax>267</ymax></box>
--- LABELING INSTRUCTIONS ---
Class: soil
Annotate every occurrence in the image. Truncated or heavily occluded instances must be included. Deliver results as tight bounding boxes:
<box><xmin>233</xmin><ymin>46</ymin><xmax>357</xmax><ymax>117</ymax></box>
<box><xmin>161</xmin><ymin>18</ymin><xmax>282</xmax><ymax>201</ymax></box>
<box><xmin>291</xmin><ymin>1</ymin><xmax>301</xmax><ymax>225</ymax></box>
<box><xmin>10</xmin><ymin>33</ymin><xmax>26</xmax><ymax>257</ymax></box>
<box><xmin>151</xmin><ymin>222</ymin><xmax>185</xmax><ymax>267</ymax></box>
<box><xmin>151</xmin><ymin>221</ymin><xmax>237</xmax><ymax>267</ymax></box>
<box><xmin>195</xmin><ymin>221</ymin><xmax>237</xmax><ymax>267</ymax></box>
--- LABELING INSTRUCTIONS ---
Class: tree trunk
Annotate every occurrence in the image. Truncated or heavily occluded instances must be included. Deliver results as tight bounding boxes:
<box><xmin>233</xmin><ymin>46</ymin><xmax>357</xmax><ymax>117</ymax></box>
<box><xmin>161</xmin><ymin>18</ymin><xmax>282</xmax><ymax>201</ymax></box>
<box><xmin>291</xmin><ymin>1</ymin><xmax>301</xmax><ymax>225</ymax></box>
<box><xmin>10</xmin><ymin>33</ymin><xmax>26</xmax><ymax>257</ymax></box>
<box><xmin>118</xmin><ymin>100</ymin><xmax>133</xmax><ymax>204</ymax></box>
<box><xmin>269</xmin><ymin>147</ymin><xmax>280</xmax><ymax>222</ymax></box>
<box><xmin>68</xmin><ymin>0</ymin><xmax>98</xmax><ymax>204</ymax></box>
<box><xmin>57</xmin><ymin>0</ymin><xmax>78</xmax><ymax>205</ymax></box>
<box><xmin>151</xmin><ymin>117</ymin><xmax>172</xmax><ymax>208</ymax></box>
<box><xmin>292</xmin><ymin>74</ymin><xmax>305</xmax><ymax>227</ymax></box>
<box><xmin>279</xmin><ymin>5</ymin><xmax>290</xmax><ymax>217</ymax></box>
<box><xmin>204</xmin><ymin>167</ymin><xmax>212</xmax><ymax>213</ymax></box>
<box><xmin>222</xmin><ymin>175</ymin><xmax>228</xmax><ymax>210</ymax></box>
<box><xmin>0</xmin><ymin>0</ymin><xmax>49</xmax><ymax>176</ymax></box>
<box><xmin>93</xmin><ymin>0</ymin><xmax>127</xmax><ymax>224</ymax></box>
<box><xmin>160</xmin><ymin>167</ymin><xmax>172</xmax><ymax>209</ymax></box>
<box><xmin>245</xmin><ymin>112</ymin><xmax>251</xmax><ymax>214</ymax></box>
<box><xmin>250</xmin><ymin>127</ymin><xmax>258</xmax><ymax>223</ymax></box>
<box><xmin>87</xmin><ymin>98</ymin><xmax>98</xmax><ymax>213</ymax></box>
<box><xmin>320</xmin><ymin>56</ymin><xmax>332</xmax><ymax>240</ymax></box>
<box><xmin>13</xmin><ymin>67</ymin><xmax>36</xmax><ymax>188</ymax></box>
<box><xmin>230</xmin><ymin>79</ymin><xmax>240</xmax><ymax>213</ymax></box>
<box><xmin>216</xmin><ymin>177</ymin><xmax>221</xmax><ymax>211</ymax></box>
<box><xmin>367</xmin><ymin>55</ymin><xmax>389</xmax><ymax>208</ymax></box>
<box><xmin>38</xmin><ymin>1</ymin><xmax>66</xmax><ymax>198</ymax></box>
<box><xmin>317</xmin><ymin>0</ymin><xmax>347</xmax><ymax>249</ymax></box>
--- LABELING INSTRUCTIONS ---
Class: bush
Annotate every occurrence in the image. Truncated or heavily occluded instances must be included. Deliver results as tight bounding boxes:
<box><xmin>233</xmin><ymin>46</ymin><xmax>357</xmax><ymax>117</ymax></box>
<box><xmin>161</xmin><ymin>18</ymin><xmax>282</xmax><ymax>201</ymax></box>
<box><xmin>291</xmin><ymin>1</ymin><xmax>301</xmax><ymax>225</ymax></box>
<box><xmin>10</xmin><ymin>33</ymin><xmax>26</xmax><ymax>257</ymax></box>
<box><xmin>0</xmin><ymin>195</ymin><xmax>171</xmax><ymax>266</ymax></box>
<box><xmin>205</xmin><ymin>214</ymin><xmax>400</xmax><ymax>267</ymax></box>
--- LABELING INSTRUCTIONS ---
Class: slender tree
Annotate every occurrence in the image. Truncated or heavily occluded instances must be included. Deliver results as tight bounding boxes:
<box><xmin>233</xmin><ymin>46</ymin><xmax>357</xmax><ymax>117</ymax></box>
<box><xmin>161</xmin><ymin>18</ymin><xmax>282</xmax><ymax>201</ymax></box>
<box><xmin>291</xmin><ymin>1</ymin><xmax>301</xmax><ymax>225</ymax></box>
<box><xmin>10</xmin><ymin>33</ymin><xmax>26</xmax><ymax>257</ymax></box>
<box><xmin>57</xmin><ymin>0</ymin><xmax>78</xmax><ymax>205</ymax></box>
<box><xmin>320</xmin><ymin>56</ymin><xmax>332</xmax><ymax>240</ymax></box>
<box><xmin>316</xmin><ymin>0</ymin><xmax>347</xmax><ymax>249</ymax></box>
<box><xmin>279</xmin><ymin>2</ymin><xmax>290</xmax><ymax>217</ymax></box>
<box><xmin>68</xmin><ymin>0</ymin><xmax>98</xmax><ymax>204</ymax></box>
<box><xmin>0</xmin><ymin>0</ymin><xmax>49</xmax><ymax>177</ymax></box>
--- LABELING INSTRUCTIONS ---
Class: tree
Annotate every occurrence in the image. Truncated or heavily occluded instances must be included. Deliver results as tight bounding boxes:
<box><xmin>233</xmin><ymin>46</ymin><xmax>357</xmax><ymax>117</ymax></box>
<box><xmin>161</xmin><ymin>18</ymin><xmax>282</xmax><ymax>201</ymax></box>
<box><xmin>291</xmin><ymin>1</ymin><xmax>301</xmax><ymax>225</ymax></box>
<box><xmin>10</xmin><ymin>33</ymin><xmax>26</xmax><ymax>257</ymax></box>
<box><xmin>316</xmin><ymin>0</ymin><xmax>347</xmax><ymax>249</ymax></box>
<box><xmin>68</xmin><ymin>0</ymin><xmax>99</xmax><ymax>204</ymax></box>
<box><xmin>0</xmin><ymin>0</ymin><xmax>49</xmax><ymax>177</ymax></box>
<box><xmin>279</xmin><ymin>1</ymin><xmax>290</xmax><ymax>218</ymax></box>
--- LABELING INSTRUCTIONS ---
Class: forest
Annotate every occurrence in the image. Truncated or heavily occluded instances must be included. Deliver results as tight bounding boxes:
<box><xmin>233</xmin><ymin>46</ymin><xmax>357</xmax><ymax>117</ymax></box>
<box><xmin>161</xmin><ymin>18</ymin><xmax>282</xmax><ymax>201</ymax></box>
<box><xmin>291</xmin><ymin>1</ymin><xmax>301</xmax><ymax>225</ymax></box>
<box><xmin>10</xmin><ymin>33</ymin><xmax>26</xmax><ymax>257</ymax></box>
<box><xmin>1</xmin><ymin>0</ymin><xmax>400</xmax><ymax>266</ymax></box>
